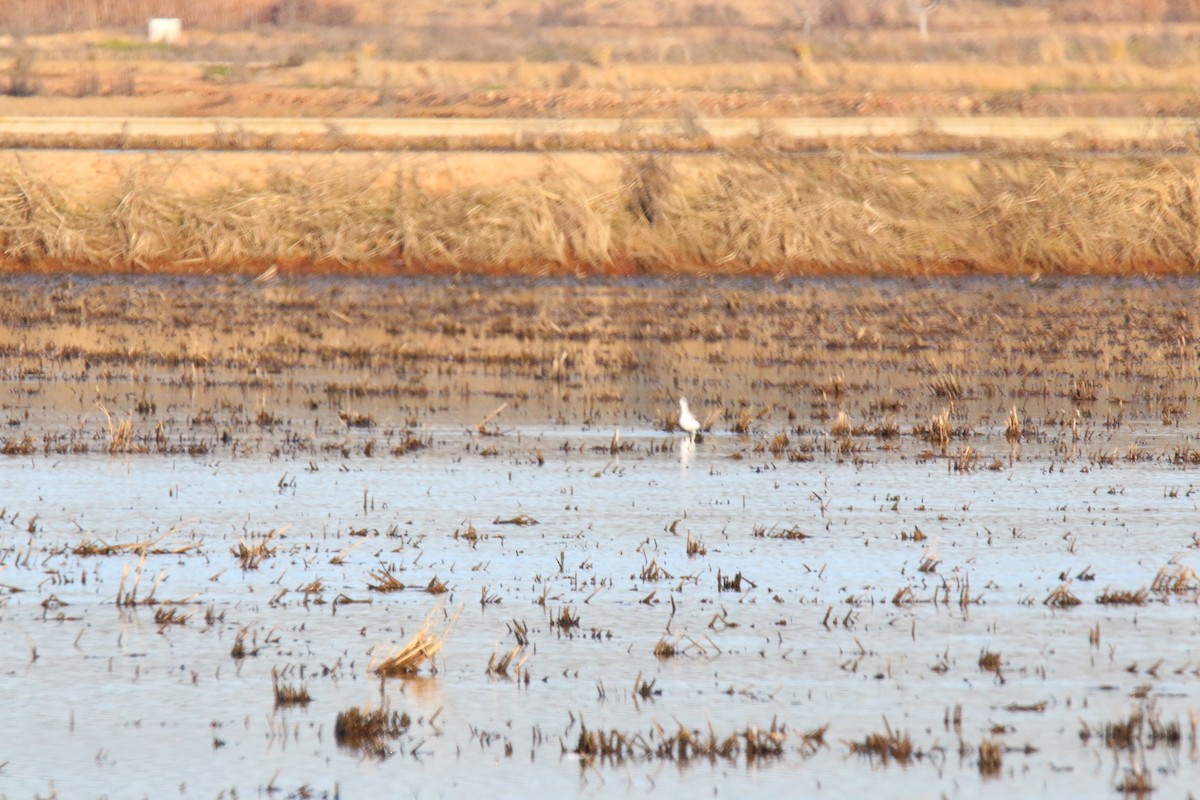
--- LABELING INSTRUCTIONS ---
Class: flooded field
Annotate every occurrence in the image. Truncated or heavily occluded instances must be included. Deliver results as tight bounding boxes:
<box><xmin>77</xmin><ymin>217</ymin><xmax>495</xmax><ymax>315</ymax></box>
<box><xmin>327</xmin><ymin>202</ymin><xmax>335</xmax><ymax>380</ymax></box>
<box><xmin>2</xmin><ymin>274</ymin><xmax>1199</xmax><ymax>799</ymax></box>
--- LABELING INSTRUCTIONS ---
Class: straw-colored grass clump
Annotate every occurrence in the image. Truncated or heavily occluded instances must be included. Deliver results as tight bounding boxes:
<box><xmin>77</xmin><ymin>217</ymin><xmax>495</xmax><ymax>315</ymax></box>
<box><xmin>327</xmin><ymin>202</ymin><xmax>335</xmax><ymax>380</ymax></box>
<box><xmin>370</xmin><ymin>606</ymin><xmax>459</xmax><ymax>678</ymax></box>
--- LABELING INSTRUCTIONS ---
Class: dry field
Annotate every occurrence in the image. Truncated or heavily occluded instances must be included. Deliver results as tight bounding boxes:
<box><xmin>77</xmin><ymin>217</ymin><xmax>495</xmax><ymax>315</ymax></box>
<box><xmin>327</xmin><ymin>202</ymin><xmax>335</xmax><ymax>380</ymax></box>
<box><xmin>2</xmin><ymin>3</ymin><xmax>1200</xmax><ymax>276</ymax></box>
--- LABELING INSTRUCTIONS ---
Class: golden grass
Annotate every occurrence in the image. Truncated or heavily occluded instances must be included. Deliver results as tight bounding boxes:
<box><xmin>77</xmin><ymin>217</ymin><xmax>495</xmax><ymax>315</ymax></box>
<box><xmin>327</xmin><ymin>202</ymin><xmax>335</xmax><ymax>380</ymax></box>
<box><xmin>485</xmin><ymin>644</ymin><xmax>527</xmax><ymax>678</ymax></box>
<box><xmin>366</xmin><ymin>567</ymin><xmax>405</xmax><ymax>592</ymax></box>
<box><xmin>1151</xmin><ymin>563</ymin><xmax>1200</xmax><ymax>594</ymax></box>
<box><xmin>1044</xmin><ymin>584</ymin><xmax>1082</xmax><ymax>607</ymax></box>
<box><xmin>978</xmin><ymin>739</ymin><xmax>1003</xmax><ymax>777</ymax></box>
<box><xmin>6</xmin><ymin>154</ymin><xmax>1200</xmax><ymax>277</ymax></box>
<box><xmin>370</xmin><ymin>605</ymin><xmax>459</xmax><ymax>678</ymax></box>
<box><xmin>74</xmin><ymin>526</ymin><xmax>198</xmax><ymax>557</ymax></box>
<box><xmin>846</xmin><ymin>718</ymin><xmax>916</xmax><ymax>765</ymax></box>
<box><xmin>640</xmin><ymin>559</ymin><xmax>672</xmax><ymax>582</ymax></box>
<box><xmin>115</xmin><ymin>555</ymin><xmax>163</xmax><ymax>606</ymax></box>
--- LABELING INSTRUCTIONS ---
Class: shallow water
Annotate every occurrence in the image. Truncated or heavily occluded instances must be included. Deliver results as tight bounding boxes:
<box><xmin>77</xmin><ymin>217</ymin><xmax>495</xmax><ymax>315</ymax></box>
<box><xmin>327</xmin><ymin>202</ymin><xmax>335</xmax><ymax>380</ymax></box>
<box><xmin>1</xmin><ymin>276</ymin><xmax>1199</xmax><ymax>798</ymax></box>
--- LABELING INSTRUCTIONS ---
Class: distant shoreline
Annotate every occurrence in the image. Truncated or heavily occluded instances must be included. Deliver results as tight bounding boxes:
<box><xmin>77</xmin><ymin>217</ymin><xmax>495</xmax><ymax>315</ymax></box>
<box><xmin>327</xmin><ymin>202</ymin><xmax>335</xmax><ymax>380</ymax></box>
<box><xmin>0</xmin><ymin>115</ymin><xmax>1197</xmax><ymax>154</ymax></box>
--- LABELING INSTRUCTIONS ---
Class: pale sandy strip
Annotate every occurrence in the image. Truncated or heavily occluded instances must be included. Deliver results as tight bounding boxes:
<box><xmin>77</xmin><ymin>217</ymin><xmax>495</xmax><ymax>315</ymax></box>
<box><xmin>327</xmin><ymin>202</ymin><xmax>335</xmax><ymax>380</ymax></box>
<box><xmin>0</xmin><ymin>115</ymin><xmax>1196</xmax><ymax>140</ymax></box>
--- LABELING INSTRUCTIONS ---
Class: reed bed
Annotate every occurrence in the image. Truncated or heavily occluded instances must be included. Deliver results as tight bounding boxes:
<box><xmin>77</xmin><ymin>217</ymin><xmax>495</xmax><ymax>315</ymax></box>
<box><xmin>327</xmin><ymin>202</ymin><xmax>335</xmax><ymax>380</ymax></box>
<box><xmin>5</xmin><ymin>155</ymin><xmax>1200</xmax><ymax>276</ymax></box>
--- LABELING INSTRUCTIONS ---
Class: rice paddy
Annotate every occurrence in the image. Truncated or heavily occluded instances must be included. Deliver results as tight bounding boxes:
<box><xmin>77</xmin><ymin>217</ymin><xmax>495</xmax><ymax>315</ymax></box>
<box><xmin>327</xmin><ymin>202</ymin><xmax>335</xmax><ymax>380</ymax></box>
<box><xmin>2</xmin><ymin>274</ymin><xmax>1200</xmax><ymax>798</ymax></box>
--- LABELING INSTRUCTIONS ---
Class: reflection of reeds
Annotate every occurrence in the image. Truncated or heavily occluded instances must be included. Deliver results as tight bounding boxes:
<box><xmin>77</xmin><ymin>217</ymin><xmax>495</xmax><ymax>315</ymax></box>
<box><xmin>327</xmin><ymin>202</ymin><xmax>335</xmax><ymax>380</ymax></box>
<box><xmin>1081</xmin><ymin>703</ymin><xmax>1180</xmax><ymax>752</ymax></box>
<box><xmin>272</xmin><ymin>667</ymin><xmax>312</xmax><ymax>708</ymax></box>
<box><xmin>334</xmin><ymin>705</ymin><xmax>410</xmax><ymax>759</ymax></box>
<box><xmin>1098</xmin><ymin>587</ymin><xmax>1149</xmax><ymax>605</ymax></box>
<box><xmin>572</xmin><ymin>715</ymin><xmax>791</xmax><ymax>765</ymax></box>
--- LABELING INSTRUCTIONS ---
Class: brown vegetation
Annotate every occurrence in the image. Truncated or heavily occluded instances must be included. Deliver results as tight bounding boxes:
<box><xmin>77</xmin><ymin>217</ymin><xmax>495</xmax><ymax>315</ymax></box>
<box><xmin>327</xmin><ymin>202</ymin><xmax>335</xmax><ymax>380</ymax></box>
<box><xmin>334</xmin><ymin>705</ymin><xmax>411</xmax><ymax>759</ymax></box>
<box><xmin>370</xmin><ymin>607</ymin><xmax>457</xmax><ymax>677</ymax></box>
<box><xmin>5</xmin><ymin>153</ymin><xmax>1200</xmax><ymax>277</ymax></box>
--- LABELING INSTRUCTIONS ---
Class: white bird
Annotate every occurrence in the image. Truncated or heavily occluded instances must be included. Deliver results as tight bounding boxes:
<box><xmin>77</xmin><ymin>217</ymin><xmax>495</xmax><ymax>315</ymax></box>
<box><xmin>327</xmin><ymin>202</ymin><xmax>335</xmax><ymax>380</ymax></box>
<box><xmin>678</xmin><ymin>397</ymin><xmax>701</xmax><ymax>440</ymax></box>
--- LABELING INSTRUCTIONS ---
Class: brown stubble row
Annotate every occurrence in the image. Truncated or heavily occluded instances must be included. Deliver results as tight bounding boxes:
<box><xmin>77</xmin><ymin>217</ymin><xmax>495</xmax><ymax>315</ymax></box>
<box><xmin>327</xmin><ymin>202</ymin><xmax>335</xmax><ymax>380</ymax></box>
<box><xmin>0</xmin><ymin>275</ymin><xmax>1196</xmax><ymax>467</ymax></box>
<box><xmin>2</xmin><ymin>152</ymin><xmax>1200</xmax><ymax>277</ymax></box>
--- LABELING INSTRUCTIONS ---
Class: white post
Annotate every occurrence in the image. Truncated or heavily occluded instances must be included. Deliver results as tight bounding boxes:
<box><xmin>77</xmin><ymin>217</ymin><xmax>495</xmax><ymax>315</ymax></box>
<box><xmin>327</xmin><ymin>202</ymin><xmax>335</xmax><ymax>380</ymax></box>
<box><xmin>148</xmin><ymin>18</ymin><xmax>182</xmax><ymax>44</ymax></box>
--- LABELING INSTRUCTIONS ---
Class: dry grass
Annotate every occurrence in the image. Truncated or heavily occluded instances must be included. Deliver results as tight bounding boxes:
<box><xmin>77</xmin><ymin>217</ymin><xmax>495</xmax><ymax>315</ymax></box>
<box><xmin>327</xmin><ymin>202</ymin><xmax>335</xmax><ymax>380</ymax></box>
<box><xmin>1005</xmin><ymin>407</ymin><xmax>1021</xmax><ymax>446</ymax></box>
<box><xmin>370</xmin><ymin>606</ymin><xmax>458</xmax><ymax>678</ymax></box>
<box><xmin>846</xmin><ymin>718</ymin><xmax>917</xmax><ymax>765</ymax></box>
<box><xmin>978</xmin><ymin>649</ymin><xmax>1002</xmax><ymax>674</ymax></box>
<box><xmin>1098</xmin><ymin>587</ymin><xmax>1149</xmax><ymax>605</ymax></box>
<box><xmin>114</xmin><ymin>555</ymin><xmax>163</xmax><ymax>606</ymax></box>
<box><xmin>74</xmin><ymin>527</ymin><xmax>198</xmax><ymax>557</ymax></box>
<box><xmin>1151</xmin><ymin>563</ymin><xmax>1200</xmax><ymax>594</ymax></box>
<box><xmin>978</xmin><ymin>739</ymin><xmax>1003</xmax><ymax>777</ymax></box>
<box><xmin>551</xmin><ymin>606</ymin><xmax>580</xmax><ymax>631</ymax></box>
<box><xmin>1044</xmin><ymin>584</ymin><xmax>1082</xmax><ymax>608</ymax></box>
<box><xmin>486</xmin><ymin>644</ymin><xmax>527</xmax><ymax>678</ymax></box>
<box><xmin>154</xmin><ymin>607</ymin><xmax>188</xmax><ymax>628</ymax></box>
<box><xmin>639</xmin><ymin>559</ymin><xmax>672</xmax><ymax>582</ymax></box>
<box><xmin>717</xmin><ymin>570</ymin><xmax>756</xmax><ymax>593</ymax></box>
<box><xmin>653</xmin><ymin>637</ymin><xmax>682</xmax><ymax>659</ymax></box>
<box><xmin>231</xmin><ymin>527</ymin><xmax>284</xmax><ymax>570</ymax></box>
<box><xmin>366</xmin><ymin>567</ymin><xmax>405</xmax><ymax>592</ymax></box>
<box><xmin>8</xmin><ymin>155</ymin><xmax>1200</xmax><ymax>277</ymax></box>
<box><xmin>752</xmin><ymin>525</ymin><xmax>810</xmax><ymax>540</ymax></box>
